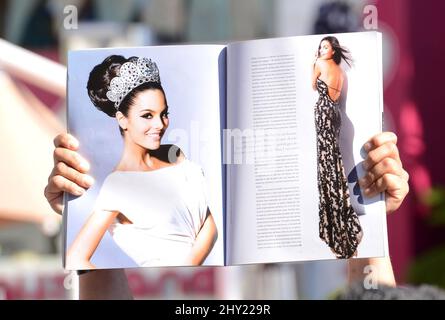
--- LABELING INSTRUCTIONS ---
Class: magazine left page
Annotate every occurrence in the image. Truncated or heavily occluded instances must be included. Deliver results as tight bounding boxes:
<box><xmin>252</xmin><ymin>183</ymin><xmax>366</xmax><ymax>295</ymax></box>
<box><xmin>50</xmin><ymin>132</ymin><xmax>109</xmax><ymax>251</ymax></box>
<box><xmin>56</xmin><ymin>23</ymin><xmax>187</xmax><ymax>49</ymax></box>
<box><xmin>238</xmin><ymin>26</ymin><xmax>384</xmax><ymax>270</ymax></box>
<box><xmin>65</xmin><ymin>45</ymin><xmax>226</xmax><ymax>270</ymax></box>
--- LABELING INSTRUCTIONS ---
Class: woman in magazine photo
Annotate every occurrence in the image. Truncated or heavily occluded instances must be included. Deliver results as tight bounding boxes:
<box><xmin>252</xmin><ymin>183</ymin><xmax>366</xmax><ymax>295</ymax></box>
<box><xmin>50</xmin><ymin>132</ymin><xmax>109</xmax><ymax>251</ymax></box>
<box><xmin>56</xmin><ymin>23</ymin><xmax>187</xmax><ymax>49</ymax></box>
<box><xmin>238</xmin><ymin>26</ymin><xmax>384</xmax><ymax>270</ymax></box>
<box><xmin>50</xmin><ymin>55</ymin><xmax>217</xmax><ymax>270</ymax></box>
<box><xmin>311</xmin><ymin>36</ymin><xmax>363</xmax><ymax>259</ymax></box>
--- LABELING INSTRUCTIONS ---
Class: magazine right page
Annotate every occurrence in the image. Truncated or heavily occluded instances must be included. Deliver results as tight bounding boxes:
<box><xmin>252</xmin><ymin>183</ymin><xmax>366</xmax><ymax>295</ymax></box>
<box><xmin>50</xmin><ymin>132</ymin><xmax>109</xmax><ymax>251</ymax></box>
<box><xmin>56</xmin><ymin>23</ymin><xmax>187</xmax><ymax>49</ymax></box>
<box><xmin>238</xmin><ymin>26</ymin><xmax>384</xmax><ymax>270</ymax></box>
<box><xmin>226</xmin><ymin>31</ymin><xmax>386</xmax><ymax>265</ymax></box>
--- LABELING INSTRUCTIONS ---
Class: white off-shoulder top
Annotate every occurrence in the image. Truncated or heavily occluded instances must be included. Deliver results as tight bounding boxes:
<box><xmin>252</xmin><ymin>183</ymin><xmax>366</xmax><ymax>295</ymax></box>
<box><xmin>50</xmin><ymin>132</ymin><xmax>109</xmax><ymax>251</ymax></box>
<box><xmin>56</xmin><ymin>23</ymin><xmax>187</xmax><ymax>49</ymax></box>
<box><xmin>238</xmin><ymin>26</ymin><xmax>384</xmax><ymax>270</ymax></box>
<box><xmin>93</xmin><ymin>159</ymin><xmax>209</xmax><ymax>267</ymax></box>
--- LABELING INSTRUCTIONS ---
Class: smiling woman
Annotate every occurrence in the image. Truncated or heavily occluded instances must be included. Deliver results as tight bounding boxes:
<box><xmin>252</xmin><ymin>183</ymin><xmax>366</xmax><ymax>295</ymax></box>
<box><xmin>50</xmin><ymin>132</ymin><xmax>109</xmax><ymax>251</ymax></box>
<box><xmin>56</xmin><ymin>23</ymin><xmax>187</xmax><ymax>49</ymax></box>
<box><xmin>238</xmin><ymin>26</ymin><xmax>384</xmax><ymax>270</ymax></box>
<box><xmin>66</xmin><ymin>55</ymin><xmax>218</xmax><ymax>270</ymax></box>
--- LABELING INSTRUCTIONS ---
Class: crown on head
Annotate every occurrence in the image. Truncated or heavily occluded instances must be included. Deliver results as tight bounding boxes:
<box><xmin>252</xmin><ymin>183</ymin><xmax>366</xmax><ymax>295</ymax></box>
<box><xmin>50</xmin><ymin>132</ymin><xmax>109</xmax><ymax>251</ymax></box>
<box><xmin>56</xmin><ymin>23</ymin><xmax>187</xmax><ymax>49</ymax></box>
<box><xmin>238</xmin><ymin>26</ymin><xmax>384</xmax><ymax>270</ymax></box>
<box><xmin>106</xmin><ymin>57</ymin><xmax>161</xmax><ymax>110</ymax></box>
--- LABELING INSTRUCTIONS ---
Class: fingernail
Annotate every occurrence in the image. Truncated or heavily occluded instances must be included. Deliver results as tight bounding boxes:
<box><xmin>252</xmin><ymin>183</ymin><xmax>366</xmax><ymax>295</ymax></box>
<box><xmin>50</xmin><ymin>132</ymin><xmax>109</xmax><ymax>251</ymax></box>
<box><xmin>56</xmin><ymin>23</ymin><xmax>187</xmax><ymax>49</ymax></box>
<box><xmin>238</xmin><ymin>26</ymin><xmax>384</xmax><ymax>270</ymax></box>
<box><xmin>79</xmin><ymin>160</ymin><xmax>90</xmax><ymax>171</ymax></box>
<box><xmin>68</xmin><ymin>140</ymin><xmax>79</xmax><ymax>149</ymax></box>
<box><xmin>74</xmin><ymin>187</ymin><xmax>85</xmax><ymax>196</ymax></box>
<box><xmin>358</xmin><ymin>177</ymin><xmax>367</xmax><ymax>187</ymax></box>
<box><xmin>362</xmin><ymin>161</ymin><xmax>369</xmax><ymax>170</ymax></box>
<box><xmin>364</xmin><ymin>142</ymin><xmax>372</xmax><ymax>152</ymax></box>
<box><xmin>83</xmin><ymin>175</ymin><xmax>94</xmax><ymax>187</ymax></box>
<box><xmin>364</xmin><ymin>187</ymin><xmax>374</xmax><ymax>196</ymax></box>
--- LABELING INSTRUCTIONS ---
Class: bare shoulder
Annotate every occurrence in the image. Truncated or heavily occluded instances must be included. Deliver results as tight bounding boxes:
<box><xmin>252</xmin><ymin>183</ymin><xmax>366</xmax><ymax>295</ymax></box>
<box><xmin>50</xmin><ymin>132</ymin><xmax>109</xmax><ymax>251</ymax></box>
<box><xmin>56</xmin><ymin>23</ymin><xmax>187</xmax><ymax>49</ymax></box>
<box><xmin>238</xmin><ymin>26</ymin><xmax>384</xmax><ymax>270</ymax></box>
<box><xmin>332</xmin><ymin>64</ymin><xmax>345</xmax><ymax>83</ymax></box>
<box><xmin>316</xmin><ymin>59</ymin><xmax>329</xmax><ymax>69</ymax></box>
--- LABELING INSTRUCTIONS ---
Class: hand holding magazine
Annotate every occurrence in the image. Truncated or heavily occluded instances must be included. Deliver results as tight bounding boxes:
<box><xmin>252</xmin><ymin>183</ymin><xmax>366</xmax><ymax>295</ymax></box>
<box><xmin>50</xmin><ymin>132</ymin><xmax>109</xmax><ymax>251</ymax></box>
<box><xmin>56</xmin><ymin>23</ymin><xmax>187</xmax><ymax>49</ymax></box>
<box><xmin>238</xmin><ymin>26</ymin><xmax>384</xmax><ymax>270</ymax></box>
<box><xmin>64</xmin><ymin>31</ymin><xmax>387</xmax><ymax>270</ymax></box>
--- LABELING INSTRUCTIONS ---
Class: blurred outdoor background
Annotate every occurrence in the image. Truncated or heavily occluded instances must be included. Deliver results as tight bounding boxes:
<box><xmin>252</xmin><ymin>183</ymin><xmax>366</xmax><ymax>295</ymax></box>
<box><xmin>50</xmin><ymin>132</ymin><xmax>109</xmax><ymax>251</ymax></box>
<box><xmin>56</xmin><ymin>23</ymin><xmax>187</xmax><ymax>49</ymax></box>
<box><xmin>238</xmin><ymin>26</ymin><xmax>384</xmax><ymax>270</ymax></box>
<box><xmin>0</xmin><ymin>0</ymin><xmax>444</xmax><ymax>299</ymax></box>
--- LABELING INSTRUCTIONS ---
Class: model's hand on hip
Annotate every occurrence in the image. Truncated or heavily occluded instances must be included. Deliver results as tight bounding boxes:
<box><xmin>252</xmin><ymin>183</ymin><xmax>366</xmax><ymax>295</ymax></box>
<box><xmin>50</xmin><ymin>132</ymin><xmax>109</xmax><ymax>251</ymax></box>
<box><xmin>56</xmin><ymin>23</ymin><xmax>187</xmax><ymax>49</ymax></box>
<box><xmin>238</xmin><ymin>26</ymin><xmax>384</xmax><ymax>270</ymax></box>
<box><xmin>359</xmin><ymin>132</ymin><xmax>409</xmax><ymax>214</ymax></box>
<box><xmin>44</xmin><ymin>133</ymin><xmax>94</xmax><ymax>214</ymax></box>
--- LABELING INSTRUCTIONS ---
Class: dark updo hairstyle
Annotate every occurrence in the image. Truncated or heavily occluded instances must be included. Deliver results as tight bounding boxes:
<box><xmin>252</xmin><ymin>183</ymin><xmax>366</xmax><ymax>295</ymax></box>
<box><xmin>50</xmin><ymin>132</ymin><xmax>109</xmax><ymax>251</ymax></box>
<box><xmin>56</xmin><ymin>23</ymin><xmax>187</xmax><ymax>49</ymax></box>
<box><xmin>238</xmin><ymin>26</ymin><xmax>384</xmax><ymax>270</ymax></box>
<box><xmin>318</xmin><ymin>36</ymin><xmax>352</xmax><ymax>67</ymax></box>
<box><xmin>86</xmin><ymin>55</ymin><xmax>167</xmax><ymax>135</ymax></box>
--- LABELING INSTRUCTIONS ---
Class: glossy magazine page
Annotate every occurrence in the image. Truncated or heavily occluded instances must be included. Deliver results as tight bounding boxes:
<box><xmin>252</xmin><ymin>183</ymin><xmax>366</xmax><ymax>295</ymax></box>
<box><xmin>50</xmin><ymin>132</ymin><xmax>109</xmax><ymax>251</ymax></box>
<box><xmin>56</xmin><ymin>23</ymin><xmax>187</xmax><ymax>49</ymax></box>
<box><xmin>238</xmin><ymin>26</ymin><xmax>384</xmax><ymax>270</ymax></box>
<box><xmin>65</xmin><ymin>45</ymin><xmax>226</xmax><ymax>270</ymax></box>
<box><xmin>226</xmin><ymin>31</ymin><xmax>387</xmax><ymax>264</ymax></box>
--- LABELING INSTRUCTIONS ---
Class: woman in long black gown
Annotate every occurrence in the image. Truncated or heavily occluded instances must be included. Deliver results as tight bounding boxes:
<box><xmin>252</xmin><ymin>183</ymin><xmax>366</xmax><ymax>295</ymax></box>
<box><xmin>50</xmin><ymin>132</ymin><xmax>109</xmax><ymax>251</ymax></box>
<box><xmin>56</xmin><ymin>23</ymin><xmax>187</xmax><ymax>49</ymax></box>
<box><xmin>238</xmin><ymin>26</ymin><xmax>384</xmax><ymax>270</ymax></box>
<box><xmin>312</xmin><ymin>36</ymin><xmax>363</xmax><ymax>259</ymax></box>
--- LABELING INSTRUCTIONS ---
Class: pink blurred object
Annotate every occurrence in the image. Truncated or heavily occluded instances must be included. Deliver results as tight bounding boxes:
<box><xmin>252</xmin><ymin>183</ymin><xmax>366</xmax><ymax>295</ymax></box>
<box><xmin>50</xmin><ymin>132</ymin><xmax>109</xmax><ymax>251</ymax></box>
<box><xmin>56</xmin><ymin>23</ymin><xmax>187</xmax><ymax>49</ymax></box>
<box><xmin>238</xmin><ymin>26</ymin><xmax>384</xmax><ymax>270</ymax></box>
<box><xmin>400</xmin><ymin>101</ymin><xmax>425</xmax><ymax>157</ymax></box>
<box><xmin>0</xmin><ymin>40</ymin><xmax>65</xmax><ymax>227</ymax></box>
<box><xmin>399</xmin><ymin>101</ymin><xmax>431</xmax><ymax>216</ymax></box>
<box><xmin>13</xmin><ymin>48</ymin><xmax>64</xmax><ymax>112</ymax></box>
<box><xmin>0</xmin><ymin>71</ymin><xmax>63</xmax><ymax>225</ymax></box>
<box><xmin>0</xmin><ymin>39</ymin><xmax>66</xmax><ymax>98</ymax></box>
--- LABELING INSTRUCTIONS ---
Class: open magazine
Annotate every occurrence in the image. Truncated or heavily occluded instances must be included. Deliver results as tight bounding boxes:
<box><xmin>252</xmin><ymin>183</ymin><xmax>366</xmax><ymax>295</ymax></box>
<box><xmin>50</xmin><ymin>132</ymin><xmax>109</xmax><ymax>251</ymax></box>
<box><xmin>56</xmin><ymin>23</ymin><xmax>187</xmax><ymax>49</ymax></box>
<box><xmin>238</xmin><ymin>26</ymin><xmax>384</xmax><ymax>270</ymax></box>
<box><xmin>64</xmin><ymin>31</ymin><xmax>386</xmax><ymax>270</ymax></box>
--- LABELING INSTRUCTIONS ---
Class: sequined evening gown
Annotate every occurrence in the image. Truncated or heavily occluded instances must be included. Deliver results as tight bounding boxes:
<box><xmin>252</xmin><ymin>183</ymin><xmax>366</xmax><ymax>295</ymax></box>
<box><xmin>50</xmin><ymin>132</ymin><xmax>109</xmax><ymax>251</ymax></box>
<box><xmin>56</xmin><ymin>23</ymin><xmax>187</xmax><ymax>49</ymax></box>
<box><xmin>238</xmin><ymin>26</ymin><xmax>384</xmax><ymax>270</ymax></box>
<box><xmin>314</xmin><ymin>78</ymin><xmax>363</xmax><ymax>259</ymax></box>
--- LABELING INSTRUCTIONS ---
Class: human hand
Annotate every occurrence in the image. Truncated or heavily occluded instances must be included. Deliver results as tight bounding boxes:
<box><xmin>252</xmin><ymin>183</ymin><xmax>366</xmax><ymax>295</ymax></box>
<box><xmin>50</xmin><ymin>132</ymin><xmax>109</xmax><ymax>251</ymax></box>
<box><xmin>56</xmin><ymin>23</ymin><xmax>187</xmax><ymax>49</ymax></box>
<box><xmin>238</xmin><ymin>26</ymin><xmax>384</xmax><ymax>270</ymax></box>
<box><xmin>359</xmin><ymin>132</ymin><xmax>409</xmax><ymax>214</ymax></box>
<box><xmin>44</xmin><ymin>133</ymin><xmax>94</xmax><ymax>214</ymax></box>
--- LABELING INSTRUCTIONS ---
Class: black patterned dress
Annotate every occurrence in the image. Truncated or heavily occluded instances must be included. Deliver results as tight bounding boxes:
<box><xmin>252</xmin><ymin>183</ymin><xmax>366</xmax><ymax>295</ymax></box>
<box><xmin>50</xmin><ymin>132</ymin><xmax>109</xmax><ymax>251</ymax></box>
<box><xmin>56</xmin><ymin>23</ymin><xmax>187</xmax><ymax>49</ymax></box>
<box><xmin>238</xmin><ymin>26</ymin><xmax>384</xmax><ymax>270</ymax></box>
<box><xmin>314</xmin><ymin>78</ymin><xmax>363</xmax><ymax>259</ymax></box>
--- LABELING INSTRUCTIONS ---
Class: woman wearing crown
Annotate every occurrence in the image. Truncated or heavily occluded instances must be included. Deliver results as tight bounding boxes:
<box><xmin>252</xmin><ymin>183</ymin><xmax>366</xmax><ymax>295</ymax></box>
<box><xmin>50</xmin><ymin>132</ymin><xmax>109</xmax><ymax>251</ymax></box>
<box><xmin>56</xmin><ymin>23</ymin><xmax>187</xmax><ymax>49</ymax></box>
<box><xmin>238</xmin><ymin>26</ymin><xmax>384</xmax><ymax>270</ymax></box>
<box><xmin>65</xmin><ymin>55</ymin><xmax>217</xmax><ymax>270</ymax></box>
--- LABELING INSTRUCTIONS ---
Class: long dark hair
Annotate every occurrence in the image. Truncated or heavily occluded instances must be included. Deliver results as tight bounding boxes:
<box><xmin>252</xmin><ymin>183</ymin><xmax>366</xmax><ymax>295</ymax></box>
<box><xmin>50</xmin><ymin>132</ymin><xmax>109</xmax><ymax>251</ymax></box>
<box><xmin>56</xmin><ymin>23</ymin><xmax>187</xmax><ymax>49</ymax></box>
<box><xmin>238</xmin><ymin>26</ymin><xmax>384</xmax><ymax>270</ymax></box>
<box><xmin>318</xmin><ymin>36</ymin><xmax>352</xmax><ymax>67</ymax></box>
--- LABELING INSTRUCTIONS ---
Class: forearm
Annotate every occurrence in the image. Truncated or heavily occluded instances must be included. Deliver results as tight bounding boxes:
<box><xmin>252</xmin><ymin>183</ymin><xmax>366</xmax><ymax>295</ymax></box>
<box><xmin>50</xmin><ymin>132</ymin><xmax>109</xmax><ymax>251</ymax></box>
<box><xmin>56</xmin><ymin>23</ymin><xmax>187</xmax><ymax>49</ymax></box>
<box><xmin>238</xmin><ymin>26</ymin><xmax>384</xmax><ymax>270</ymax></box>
<box><xmin>347</xmin><ymin>256</ymin><xmax>396</xmax><ymax>287</ymax></box>
<box><xmin>79</xmin><ymin>269</ymin><xmax>133</xmax><ymax>300</ymax></box>
<box><xmin>188</xmin><ymin>214</ymin><xmax>217</xmax><ymax>265</ymax></box>
<box><xmin>67</xmin><ymin>209</ymin><xmax>118</xmax><ymax>269</ymax></box>
<box><xmin>66</xmin><ymin>246</ymin><xmax>96</xmax><ymax>269</ymax></box>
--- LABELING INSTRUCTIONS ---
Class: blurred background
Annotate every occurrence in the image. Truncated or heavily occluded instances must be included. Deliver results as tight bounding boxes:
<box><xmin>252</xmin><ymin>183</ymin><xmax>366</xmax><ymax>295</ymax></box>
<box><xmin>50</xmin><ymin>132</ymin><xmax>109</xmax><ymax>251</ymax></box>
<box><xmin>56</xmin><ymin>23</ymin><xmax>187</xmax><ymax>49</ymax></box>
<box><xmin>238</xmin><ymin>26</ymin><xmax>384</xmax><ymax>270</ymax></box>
<box><xmin>0</xmin><ymin>0</ymin><xmax>444</xmax><ymax>299</ymax></box>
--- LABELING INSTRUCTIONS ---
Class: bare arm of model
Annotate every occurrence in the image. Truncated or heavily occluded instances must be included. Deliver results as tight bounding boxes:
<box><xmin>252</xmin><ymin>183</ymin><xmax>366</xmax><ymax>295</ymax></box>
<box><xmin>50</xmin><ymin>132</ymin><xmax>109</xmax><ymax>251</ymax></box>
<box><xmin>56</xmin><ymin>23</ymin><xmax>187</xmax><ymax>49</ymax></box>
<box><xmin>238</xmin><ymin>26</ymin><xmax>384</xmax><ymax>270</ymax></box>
<box><xmin>187</xmin><ymin>209</ymin><xmax>218</xmax><ymax>265</ymax></box>
<box><xmin>66</xmin><ymin>209</ymin><xmax>119</xmax><ymax>269</ymax></box>
<box><xmin>45</xmin><ymin>133</ymin><xmax>133</xmax><ymax>299</ymax></box>
<box><xmin>347</xmin><ymin>132</ymin><xmax>409</xmax><ymax>287</ymax></box>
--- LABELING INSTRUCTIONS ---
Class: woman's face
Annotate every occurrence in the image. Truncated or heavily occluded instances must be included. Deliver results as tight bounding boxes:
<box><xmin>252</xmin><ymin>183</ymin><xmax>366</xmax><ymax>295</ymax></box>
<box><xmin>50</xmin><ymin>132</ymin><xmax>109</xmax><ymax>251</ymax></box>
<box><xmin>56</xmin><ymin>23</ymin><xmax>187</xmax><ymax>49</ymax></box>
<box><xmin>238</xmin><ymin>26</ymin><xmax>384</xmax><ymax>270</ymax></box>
<box><xmin>120</xmin><ymin>88</ymin><xmax>169</xmax><ymax>150</ymax></box>
<box><xmin>319</xmin><ymin>40</ymin><xmax>335</xmax><ymax>59</ymax></box>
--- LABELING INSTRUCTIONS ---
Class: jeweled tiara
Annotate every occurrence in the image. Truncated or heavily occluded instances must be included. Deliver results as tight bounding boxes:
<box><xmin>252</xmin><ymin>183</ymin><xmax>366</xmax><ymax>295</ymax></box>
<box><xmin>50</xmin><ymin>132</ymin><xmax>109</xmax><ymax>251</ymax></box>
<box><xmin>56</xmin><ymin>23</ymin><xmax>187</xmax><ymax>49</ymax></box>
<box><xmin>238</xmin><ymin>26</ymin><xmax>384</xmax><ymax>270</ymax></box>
<box><xmin>106</xmin><ymin>57</ymin><xmax>160</xmax><ymax>110</ymax></box>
